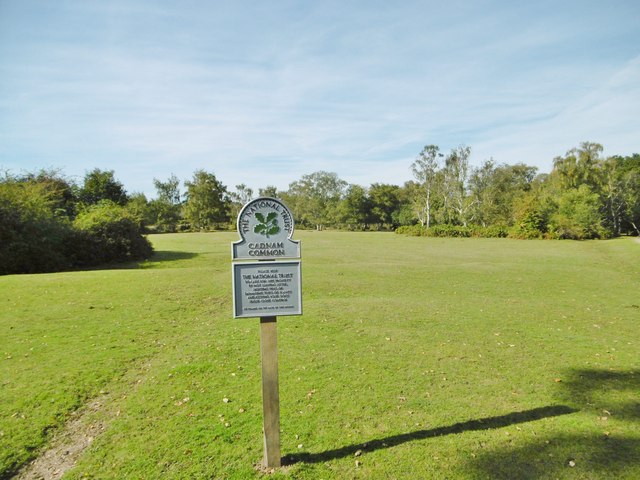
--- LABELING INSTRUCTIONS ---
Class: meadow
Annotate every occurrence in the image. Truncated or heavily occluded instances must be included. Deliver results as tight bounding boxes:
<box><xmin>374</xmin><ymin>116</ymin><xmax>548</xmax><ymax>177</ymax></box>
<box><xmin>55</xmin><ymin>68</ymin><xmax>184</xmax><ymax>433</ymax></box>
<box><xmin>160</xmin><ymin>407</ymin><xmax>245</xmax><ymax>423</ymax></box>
<box><xmin>1</xmin><ymin>232</ymin><xmax>639</xmax><ymax>479</ymax></box>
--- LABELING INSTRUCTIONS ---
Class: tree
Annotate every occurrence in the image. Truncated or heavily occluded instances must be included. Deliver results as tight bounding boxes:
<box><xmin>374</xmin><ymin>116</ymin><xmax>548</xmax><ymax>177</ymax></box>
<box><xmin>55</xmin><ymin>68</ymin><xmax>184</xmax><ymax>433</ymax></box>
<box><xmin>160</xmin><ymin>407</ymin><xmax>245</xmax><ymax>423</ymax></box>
<box><xmin>79</xmin><ymin>169</ymin><xmax>128</xmax><ymax>206</ymax></box>
<box><xmin>229</xmin><ymin>183</ymin><xmax>254</xmax><ymax>222</ymax></box>
<box><xmin>552</xmin><ymin>142</ymin><xmax>604</xmax><ymax>191</ymax></box>
<box><xmin>19</xmin><ymin>168</ymin><xmax>78</xmax><ymax>218</ymax></box>
<box><xmin>411</xmin><ymin>144</ymin><xmax>442</xmax><ymax>228</ymax></box>
<box><xmin>0</xmin><ymin>173</ymin><xmax>73</xmax><ymax>274</ymax></box>
<box><xmin>511</xmin><ymin>181</ymin><xmax>556</xmax><ymax>239</ymax></box>
<box><xmin>337</xmin><ymin>184</ymin><xmax>371</xmax><ymax>230</ymax></box>
<box><xmin>550</xmin><ymin>185</ymin><xmax>609</xmax><ymax>239</ymax></box>
<box><xmin>468</xmin><ymin>159</ymin><xmax>496</xmax><ymax>227</ymax></box>
<box><xmin>599</xmin><ymin>158</ymin><xmax>626</xmax><ymax>235</ymax></box>
<box><xmin>126</xmin><ymin>192</ymin><xmax>155</xmax><ymax>228</ymax></box>
<box><xmin>154</xmin><ymin>174</ymin><xmax>181</xmax><ymax>205</ymax></box>
<box><xmin>1</xmin><ymin>170</ymin><xmax>152</xmax><ymax>274</ymax></box>
<box><xmin>617</xmin><ymin>155</ymin><xmax>640</xmax><ymax>235</ymax></box>
<box><xmin>150</xmin><ymin>174</ymin><xmax>182</xmax><ymax>232</ymax></box>
<box><xmin>601</xmin><ymin>154</ymin><xmax>640</xmax><ymax>236</ymax></box>
<box><xmin>285</xmin><ymin>171</ymin><xmax>347</xmax><ymax>230</ymax></box>
<box><xmin>369</xmin><ymin>183</ymin><xmax>402</xmax><ymax>229</ymax></box>
<box><xmin>183</xmin><ymin>170</ymin><xmax>230</xmax><ymax>230</ymax></box>
<box><xmin>392</xmin><ymin>183</ymin><xmax>415</xmax><ymax>227</ymax></box>
<box><xmin>443</xmin><ymin>145</ymin><xmax>474</xmax><ymax>226</ymax></box>
<box><xmin>259</xmin><ymin>185</ymin><xmax>279</xmax><ymax>198</ymax></box>
<box><xmin>469</xmin><ymin>161</ymin><xmax>537</xmax><ymax>227</ymax></box>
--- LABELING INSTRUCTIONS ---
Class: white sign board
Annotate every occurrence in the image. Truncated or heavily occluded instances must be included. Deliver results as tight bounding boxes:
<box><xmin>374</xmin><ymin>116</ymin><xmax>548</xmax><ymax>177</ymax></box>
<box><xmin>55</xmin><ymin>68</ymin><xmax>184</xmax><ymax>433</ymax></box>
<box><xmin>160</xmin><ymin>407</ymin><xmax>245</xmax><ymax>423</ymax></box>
<box><xmin>232</xmin><ymin>262</ymin><xmax>302</xmax><ymax>318</ymax></box>
<box><xmin>231</xmin><ymin>197</ymin><xmax>302</xmax><ymax>319</ymax></box>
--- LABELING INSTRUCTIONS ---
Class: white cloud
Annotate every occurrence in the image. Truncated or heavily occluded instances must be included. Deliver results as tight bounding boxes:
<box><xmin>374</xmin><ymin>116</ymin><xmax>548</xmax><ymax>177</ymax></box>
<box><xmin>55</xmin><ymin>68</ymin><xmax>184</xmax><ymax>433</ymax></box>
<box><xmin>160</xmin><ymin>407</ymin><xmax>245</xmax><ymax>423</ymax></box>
<box><xmin>473</xmin><ymin>54</ymin><xmax>640</xmax><ymax>167</ymax></box>
<box><xmin>1</xmin><ymin>1</ymin><xmax>639</xmax><ymax>196</ymax></box>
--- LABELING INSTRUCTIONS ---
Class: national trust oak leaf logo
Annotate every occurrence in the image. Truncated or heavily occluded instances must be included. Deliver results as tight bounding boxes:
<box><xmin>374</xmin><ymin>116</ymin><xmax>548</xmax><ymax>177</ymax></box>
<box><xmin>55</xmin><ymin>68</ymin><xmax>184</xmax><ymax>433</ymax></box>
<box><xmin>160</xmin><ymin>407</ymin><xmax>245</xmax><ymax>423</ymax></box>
<box><xmin>254</xmin><ymin>211</ymin><xmax>281</xmax><ymax>238</ymax></box>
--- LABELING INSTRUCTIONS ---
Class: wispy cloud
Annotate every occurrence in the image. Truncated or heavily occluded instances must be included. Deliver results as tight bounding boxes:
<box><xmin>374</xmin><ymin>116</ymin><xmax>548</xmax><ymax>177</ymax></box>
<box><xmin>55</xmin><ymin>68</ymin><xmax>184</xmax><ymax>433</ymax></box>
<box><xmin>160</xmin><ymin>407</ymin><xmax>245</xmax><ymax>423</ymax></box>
<box><xmin>1</xmin><ymin>0</ymin><xmax>639</xmax><ymax>195</ymax></box>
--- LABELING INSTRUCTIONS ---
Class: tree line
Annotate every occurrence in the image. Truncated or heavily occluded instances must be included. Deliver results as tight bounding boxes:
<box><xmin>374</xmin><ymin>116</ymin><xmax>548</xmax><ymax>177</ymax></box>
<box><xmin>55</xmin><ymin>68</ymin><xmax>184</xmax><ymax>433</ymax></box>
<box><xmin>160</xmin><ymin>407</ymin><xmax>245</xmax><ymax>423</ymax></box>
<box><xmin>401</xmin><ymin>142</ymin><xmax>640</xmax><ymax>239</ymax></box>
<box><xmin>2</xmin><ymin>141</ymin><xmax>639</xmax><ymax>274</ymax></box>
<box><xmin>276</xmin><ymin>141</ymin><xmax>639</xmax><ymax>239</ymax></box>
<box><xmin>86</xmin><ymin>141</ymin><xmax>640</xmax><ymax>240</ymax></box>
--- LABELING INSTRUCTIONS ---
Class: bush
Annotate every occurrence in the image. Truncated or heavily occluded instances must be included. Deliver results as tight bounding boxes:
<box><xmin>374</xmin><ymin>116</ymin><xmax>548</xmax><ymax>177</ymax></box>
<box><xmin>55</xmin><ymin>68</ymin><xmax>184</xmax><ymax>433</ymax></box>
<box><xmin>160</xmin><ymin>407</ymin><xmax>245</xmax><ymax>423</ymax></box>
<box><xmin>475</xmin><ymin>224</ymin><xmax>509</xmax><ymax>238</ymax></box>
<box><xmin>547</xmin><ymin>186</ymin><xmax>612</xmax><ymax>240</ymax></box>
<box><xmin>1</xmin><ymin>175</ymin><xmax>153</xmax><ymax>275</ymax></box>
<box><xmin>508</xmin><ymin>225</ymin><xmax>544</xmax><ymax>239</ymax></box>
<box><xmin>0</xmin><ymin>181</ymin><xmax>73</xmax><ymax>275</ymax></box>
<box><xmin>395</xmin><ymin>225</ymin><xmax>423</xmax><ymax>236</ymax></box>
<box><xmin>395</xmin><ymin>224</ymin><xmax>509</xmax><ymax>238</ymax></box>
<box><xmin>72</xmin><ymin>201</ymin><xmax>153</xmax><ymax>266</ymax></box>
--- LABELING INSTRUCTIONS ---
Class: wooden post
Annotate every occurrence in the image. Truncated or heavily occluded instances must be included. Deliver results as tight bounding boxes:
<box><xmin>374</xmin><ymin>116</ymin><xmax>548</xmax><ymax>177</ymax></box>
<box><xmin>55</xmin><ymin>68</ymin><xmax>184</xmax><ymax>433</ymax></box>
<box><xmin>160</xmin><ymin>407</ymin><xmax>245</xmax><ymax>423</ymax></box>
<box><xmin>260</xmin><ymin>316</ymin><xmax>281</xmax><ymax>468</ymax></box>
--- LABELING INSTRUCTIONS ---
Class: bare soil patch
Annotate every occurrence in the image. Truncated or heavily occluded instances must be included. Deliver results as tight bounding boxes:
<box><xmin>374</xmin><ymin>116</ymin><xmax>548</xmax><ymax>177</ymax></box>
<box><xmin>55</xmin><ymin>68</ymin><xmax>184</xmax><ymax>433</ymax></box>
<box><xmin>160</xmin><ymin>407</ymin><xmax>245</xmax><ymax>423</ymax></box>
<box><xmin>13</xmin><ymin>363</ymin><xmax>151</xmax><ymax>480</ymax></box>
<box><xmin>13</xmin><ymin>396</ymin><xmax>107</xmax><ymax>480</ymax></box>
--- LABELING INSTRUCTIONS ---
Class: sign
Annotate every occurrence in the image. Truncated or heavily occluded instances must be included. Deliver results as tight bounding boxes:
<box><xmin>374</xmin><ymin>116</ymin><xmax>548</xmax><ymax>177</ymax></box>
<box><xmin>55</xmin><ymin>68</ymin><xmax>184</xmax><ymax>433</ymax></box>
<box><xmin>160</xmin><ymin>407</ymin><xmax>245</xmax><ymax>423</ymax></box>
<box><xmin>231</xmin><ymin>197</ymin><xmax>301</xmax><ymax>319</ymax></box>
<box><xmin>232</xmin><ymin>197</ymin><xmax>300</xmax><ymax>260</ymax></box>
<box><xmin>233</xmin><ymin>261</ymin><xmax>302</xmax><ymax>318</ymax></box>
<box><xmin>230</xmin><ymin>197</ymin><xmax>302</xmax><ymax>468</ymax></box>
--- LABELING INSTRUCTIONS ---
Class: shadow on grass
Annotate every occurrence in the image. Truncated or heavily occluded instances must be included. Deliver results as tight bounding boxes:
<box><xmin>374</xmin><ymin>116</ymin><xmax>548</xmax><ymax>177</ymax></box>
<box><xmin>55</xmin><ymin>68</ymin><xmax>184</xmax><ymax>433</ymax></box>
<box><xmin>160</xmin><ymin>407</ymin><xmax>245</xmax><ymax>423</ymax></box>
<box><xmin>283</xmin><ymin>405</ymin><xmax>577</xmax><ymax>465</ymax></box>
<box><xmin>145</xmin><ymin>250</ymin><xmax>199</xmax><ymax>263</ymax></box>
<box><xmin>463</xmin><ymin>369</ymin><xmax>640</xmax><ymax>479</ymax></box>
<box><xmin>465</xmin><ymin>434</ymin><xmax>640</xmax><ymax>479</ymax></box>
<box><xmin>63</xmin><ymin>251</ymin><xmax>200</xmax><ymax>272</ymax></box>
<box><xmin>124</xmin><ymin>250</ymin><xmax>200</xmax><ymax>269</ymax></box>
<box><xmin>559</xmin><ymin>368</ymin><xmax>640</xmax><ymax>422</ymax></box>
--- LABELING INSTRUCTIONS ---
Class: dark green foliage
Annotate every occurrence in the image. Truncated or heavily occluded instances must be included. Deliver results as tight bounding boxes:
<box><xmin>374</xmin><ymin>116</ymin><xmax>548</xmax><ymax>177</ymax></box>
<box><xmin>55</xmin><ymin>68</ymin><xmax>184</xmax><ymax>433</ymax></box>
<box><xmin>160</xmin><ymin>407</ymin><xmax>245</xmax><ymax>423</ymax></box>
<box><xmin>149</xmin><ymin>174</ymin><xmax>182</xmax><ymax>232</ymax></box>
<box><xmin>395</xmin><ymin>224</ymin><xmax>509</xmax><ymax>238</ymax></box>
<box><xmin>549</xmin><ymin>185</ymin><xmax>612</xmax><ymax>239</ymax></box>
<box><xmin>183</xmin><ymin>170</ymin><xmax>230</xmax><ymax>230</ymax></box>
<box><xmin>0</xmin><ymin>174</ymin><xmax>152</xmax><ymax>275</ymax></box>
<box><xmin>0</xmin><ymin>179</ymin><xmax>73</xmax><ymax>274</ymax></box>
<box><xmin>72</xmin><ymin>202</ymin><xmax>153</xmax><ymax>265</ymax></box>
<box><xmin>284</xmin><ymin>171</ymin><xmax>347</xmax><ymax>230</ymax></box>
<box><xmin>336</xmin><ymin>184</ymin><xmax>371</xmax><ymax>230</ymax></box>
<box><xmin>368</xmin><ymin>183</ymin><xmax>403</xmax><ymax>229</ymax></box>
<box><xmin>79</xmin><ymin>168</ymin><xmax>128</xmax><ymax>206</ymax></box>
<box><xmin>18</xmin><ymin>169</ymin><xmax>79</xmax><ymax>218</ymax></box>
<box><xmin>509</xmin><ymin>189</ymin><xmax>556</xmax><ymax>239</ymax></box>
<box><xmin>253</xmin><ymin>211</ymin><xmax>280</xmax><ymax>237</ymax></box>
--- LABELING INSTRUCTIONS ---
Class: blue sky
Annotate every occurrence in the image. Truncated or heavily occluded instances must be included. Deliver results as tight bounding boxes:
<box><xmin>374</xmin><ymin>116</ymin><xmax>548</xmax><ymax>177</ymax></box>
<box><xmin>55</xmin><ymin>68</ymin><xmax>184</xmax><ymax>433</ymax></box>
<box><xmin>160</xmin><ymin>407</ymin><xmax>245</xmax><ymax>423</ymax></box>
<box><xmin>1</xmin><ymin>0</ymin><xmax>639</xmax><ymax>197</ymax></box>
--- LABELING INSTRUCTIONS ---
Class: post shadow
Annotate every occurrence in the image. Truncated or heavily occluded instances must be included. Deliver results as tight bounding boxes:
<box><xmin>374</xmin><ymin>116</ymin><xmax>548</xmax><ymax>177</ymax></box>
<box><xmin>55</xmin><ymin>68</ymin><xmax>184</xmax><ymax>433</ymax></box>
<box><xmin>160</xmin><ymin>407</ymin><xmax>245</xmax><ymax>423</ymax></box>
<box><xmin>464</xmin><ymin>370</ymin><xmax>640</xmax><ymax>478</ymax></box>
<box><xmin>282</xmin><ymin>404</ymin><xmax>577</xmax><ymax>465</ymax></box>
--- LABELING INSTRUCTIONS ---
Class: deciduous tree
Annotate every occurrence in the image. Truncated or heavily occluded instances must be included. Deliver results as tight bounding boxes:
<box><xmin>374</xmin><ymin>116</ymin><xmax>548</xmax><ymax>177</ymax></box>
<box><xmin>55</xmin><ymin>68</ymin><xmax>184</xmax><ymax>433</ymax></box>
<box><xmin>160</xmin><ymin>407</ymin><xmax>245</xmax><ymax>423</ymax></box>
<box><xmin>443</xmin><ymin>145</ymin><xmax>474</xmax><ymax>226</ymax></box>
<box><xmin>183</xmin><ymin>170</ymin><xmax>230</xmax><ymax>230</ymax></box>
<box><xmin>411</xmin><ymin>145</ymin><xmax>442</xmax><ymax>228</ymax></box>
<box><xmin>286</xmin><ymin>171</ymin><xmax>347</xmax><ymax>230</ymax></box>
<box><xmin>150</xmin><ymin>174</ymin><xmax>182</xmax><ymax>232</ymax></box>
<box><xmin>79</xmin><ymin>169</ymin><xmax>128</xmax><ymax>206</ymax></box>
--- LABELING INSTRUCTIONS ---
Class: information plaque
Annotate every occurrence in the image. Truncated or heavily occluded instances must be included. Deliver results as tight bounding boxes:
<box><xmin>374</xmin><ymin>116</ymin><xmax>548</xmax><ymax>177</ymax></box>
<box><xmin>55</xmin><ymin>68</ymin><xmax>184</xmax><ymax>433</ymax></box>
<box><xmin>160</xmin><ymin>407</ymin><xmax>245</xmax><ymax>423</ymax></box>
<box><xmin>232</xmin><ymin>261</ymin><xmax>302</xmax><ymax>318</ymax></box>
<box><xmin>231</xmin><ymin>197</ymin><xmax>302</xmax><ymax>319</ymax></box>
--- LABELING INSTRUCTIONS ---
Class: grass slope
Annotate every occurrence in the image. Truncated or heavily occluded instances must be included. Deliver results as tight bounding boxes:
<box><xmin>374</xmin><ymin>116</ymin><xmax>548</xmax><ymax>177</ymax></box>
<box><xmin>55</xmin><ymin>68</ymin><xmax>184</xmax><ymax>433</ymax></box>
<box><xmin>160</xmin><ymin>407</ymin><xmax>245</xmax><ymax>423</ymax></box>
<box><xmin>1</xmin><ymin>232</ymin><xmax>638</xmax><ymax>479</ymax></box>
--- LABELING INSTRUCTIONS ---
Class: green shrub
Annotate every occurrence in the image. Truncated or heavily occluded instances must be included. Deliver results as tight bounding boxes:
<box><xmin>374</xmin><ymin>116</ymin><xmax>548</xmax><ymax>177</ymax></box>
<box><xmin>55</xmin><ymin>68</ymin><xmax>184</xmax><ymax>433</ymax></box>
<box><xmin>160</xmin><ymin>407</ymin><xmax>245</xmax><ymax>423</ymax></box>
<box><xmin>395</xmin><ymin>225</ymin><xmax>424</xmax><ymax>236</ymax></box>
<box><xmin>547</xmin><ymin>186</ymin><xmax>612</xmax><ymax>240</ymax></box>
<box><xmin>429</xmin><ymin>225</ymin><xmax>471</xmax><ymax>237</ymax></box>
<box><xmin>474</xmin><ymin>224</ymin><xmax>509</xmax><ymax>238</ymax></box>
<box><xmin>73</xmin><ymin>201</ymin><xmax>153</xmax><ymax>266</ymax></box>
<box><xmin>396</xmin><ymin>224</ymin><xmax>509</xmax><ymax>238</ymax></box>
<box><xmin>0</xmin><ymin>181</ymin><xmax>73</xmax><ymax>274</ymax></box>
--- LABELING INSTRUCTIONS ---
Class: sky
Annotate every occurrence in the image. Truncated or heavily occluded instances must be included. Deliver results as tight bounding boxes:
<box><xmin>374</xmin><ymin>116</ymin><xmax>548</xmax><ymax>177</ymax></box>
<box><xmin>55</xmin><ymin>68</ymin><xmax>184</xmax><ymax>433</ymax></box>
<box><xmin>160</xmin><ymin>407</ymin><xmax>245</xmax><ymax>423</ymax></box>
<box><xmin>1</xmin><ymin>0</ymin><xmax>639</xmax><ymax>198</ymax></box>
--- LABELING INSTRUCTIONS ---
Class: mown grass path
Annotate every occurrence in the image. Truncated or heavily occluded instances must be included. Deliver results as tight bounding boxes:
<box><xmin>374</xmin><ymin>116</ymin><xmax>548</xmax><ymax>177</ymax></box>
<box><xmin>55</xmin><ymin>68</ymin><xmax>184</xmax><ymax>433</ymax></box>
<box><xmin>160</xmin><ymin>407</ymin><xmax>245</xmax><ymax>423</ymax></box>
<box><xmin>1</xmin><ymin>233</ymin><xmax>638</xmax><ymax>479</ymax></box>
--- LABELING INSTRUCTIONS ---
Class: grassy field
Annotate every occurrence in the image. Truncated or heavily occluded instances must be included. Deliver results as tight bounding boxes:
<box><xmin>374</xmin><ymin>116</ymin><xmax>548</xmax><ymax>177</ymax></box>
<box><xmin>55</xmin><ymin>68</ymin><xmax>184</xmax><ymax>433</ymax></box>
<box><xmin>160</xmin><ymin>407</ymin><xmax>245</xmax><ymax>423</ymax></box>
<box><xmin>1</xmin><ymin>232</ymin><xmax>639</xmax><ymax>479</ymax></box>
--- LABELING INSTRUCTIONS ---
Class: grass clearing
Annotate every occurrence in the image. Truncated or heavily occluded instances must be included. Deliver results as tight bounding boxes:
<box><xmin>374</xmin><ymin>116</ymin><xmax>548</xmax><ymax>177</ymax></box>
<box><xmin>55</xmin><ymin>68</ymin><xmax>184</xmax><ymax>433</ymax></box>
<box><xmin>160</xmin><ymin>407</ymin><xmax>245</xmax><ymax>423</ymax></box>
<box><xmin>1</xmin><ymin>232</ymin><xmax>639</xmax><ymax>479</ymax></box>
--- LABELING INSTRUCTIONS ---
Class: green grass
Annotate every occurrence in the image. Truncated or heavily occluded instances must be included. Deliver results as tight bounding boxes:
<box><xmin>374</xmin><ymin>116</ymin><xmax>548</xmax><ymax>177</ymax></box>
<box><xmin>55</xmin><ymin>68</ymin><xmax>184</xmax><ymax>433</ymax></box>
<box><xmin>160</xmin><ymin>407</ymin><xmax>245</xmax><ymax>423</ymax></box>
<box><xmin>1</xmin><ymin>232</ymin><xmax>639</xmax><ymax>479</ymax></box>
